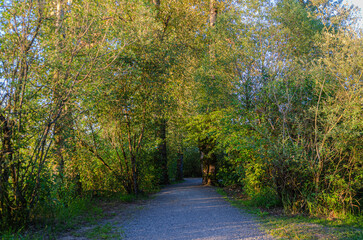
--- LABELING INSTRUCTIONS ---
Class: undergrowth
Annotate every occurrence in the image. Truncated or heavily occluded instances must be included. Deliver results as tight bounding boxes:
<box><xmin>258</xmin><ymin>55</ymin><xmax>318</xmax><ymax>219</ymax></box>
<box><xmin>217</xmin><ymin>188</ymin><xmax>363</xmax><ymax>240</ymax></box>
<box><xmin>0</xmin><ymin>192</ymin><xmax>146</xmax><ymax>239</ymax></box>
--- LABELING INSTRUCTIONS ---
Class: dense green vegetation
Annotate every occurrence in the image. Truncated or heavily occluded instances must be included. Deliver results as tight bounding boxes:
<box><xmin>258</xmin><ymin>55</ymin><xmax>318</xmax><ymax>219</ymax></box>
<box><xmin>0</xmin><ymin>0</ymin><xmax>362</xmax><ymax>233</ymax></box>
<box><xmin>217</xmin><ymin>188</ymin><xmax>363</xmax><ymax>239</ymax></box>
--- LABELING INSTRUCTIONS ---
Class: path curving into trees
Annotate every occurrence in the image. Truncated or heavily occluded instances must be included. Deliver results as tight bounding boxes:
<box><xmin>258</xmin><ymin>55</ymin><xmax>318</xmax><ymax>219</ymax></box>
<box><xmin>121</xmin><ymin>178</ymin><xmax>274</xmax><ymax>240</ymax></box>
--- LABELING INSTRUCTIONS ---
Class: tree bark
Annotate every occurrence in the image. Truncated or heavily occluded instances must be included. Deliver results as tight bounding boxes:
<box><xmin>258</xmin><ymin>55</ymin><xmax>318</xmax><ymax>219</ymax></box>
<box><xmin>156</xmin><ymin>118</ymin><xmax>169</xmax><ymax>185</ymax></box>
<box><xmin>210</xmin><ymin>0</ymin><xmax>217</xmax><ymax>27</ymax></box>
<box><xmin>176</xmin><ymin>152</ymin><xmax>183</xmax><ymax>181</ymax></box>
<box><xmin>207</xmin><ymin>153</ymin><xmax>217</xmax><ymax>185</ymax></box>
<box><xmin>151</xmin><ymin>0</ymin><xmax>169</xmax><ymax>186</ymax></box>
<box><xmin>201</xmin><ymin>151</ymin><xmax>208</xmax><ymax>185</ymax></box>
<box><xmin>53</xmin><ymin>0</ymin><xmax>65</xmax><ymax>182</ymax></box>
<box><xmin>131</xmin><ymin>155</ymin><xmax>138</xmax><ymax>195</ymax></box>
<box><xmin>200</xmin><ymin>150</ymin><xmax>217</xmax><ymax>185</ymax></box>
<box><xmin>199</xmin><ymin>0</ymin><xmax>219</xmax><ymax>186</ymax></box>
<box><xmin>153</xmin><ymin>0</ymin><xmax>160</xmax><ymax>6</ymax></box>
<box><xmin>0</xmin><ymin>113</ymin><xmax>12</xmax><ymax>222</ymax></box>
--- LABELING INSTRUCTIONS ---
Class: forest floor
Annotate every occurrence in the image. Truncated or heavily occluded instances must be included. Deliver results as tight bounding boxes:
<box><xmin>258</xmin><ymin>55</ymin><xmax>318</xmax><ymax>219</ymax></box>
<box><xmin>55</xmin><ymin>178</ymin><xmax>273</xmax><ymax>240</ymax></box>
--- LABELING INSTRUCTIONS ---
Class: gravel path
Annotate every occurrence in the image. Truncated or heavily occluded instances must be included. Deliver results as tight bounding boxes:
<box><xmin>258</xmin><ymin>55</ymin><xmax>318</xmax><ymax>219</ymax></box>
<box><xmin>121</xmin><ymin>178</ymin><xmax>274</xmax><ymax>240</ymax></box>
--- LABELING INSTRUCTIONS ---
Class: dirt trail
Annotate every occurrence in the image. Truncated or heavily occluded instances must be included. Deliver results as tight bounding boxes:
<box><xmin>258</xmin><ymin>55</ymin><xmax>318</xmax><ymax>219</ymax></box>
<box><xmin>58</xmin><ymin>178</ymin><xmax>274</xmax><ymax>239</ymax></box>
<box><xmin>120</xmin><ymin>178</ymin><xmax>274</xmax><ymax>240</ymax></box>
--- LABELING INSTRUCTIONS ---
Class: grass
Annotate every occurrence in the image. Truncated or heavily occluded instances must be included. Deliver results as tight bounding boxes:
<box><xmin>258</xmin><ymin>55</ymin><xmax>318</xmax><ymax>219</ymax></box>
<box><xmin>83</xmin><ymin>223</ymin><xmax>124</xmax><ymax>240</ymax></box>
<box><xmin>47</xmin><ymin>197</ymin><xmax>106</xmax><ymax>232</ymax></box>
<box><xmin>170</xmin><ymin>179</ymin><xmax>186</xmax><ymax>185</ymax></box>
<box><xmin>262</xmin><ymin>215</ymin><xmax>363</xmax><ymax>240</ymax></box>
<box><xmin>118</xmin><ymin>194</ymin><xmax>137</xmax><ymax>203</ymax></box>
<box><xmin>217</xmin><ymin>188</ymin><xmax>363</xmax><ymax>240</ymax></box>
<box><xmin>0</xmin><ymin>191</ymin><xmax>150</xmax><ymax>240</ymax></box>
<box><xmin>0</xmin><ymin>197</ymin><xmax>103</xmax><ymax>239</ymax></box>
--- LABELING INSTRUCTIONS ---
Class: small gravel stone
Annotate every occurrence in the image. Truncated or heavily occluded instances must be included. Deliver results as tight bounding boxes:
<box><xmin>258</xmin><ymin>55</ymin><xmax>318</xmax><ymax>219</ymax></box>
<box><xmin>121</xmin><ymin>178</ymin><xmax>274</xmax><ymax>240</ymax></box>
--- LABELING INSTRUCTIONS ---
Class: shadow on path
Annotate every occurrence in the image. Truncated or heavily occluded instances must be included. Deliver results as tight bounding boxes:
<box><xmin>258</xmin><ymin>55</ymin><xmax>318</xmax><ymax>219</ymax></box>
<box><xmin>121</xmin><ymin>178</ymin><xmax>274</xmax><ymax>240</ymax></box>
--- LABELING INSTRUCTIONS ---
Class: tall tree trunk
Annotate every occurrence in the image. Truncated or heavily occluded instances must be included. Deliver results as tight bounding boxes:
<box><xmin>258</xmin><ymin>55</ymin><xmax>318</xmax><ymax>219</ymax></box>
<box><xmin>53</xmin><ymin>1</ymin><xmax>76</xmax><ymax>187</ymax></box>
<box><xmin>151</xmin><ymin>0</ymin><xmax>169</xmax><ymax>185</ymax></box>
<box><xmin>199</xmin><ymin>0</ymin><xmax>219</xmax><ymax>186</ymax></box>
<box><xmin>53</xmin><ymin>0</ymin><xmax>65</xmax><ymax>183</ymax></box>
<box><xmin>197</xmin><ymin>0</ymin><xmax>219</xmax><ymax>186</ymax></box>
<box><xmin>156</xmin><ymin>118</ymin><xmax>169</xmax><ymax>184</ymax></box>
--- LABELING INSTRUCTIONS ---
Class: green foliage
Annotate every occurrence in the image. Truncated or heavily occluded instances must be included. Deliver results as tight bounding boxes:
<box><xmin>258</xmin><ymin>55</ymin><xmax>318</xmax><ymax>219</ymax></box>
<box><xmin>183</xmin><ymin>147</ymin><xmax>202</xmax><ymax>178</ymax></box>
<box><xmin>262</xmin><ymin>214</ymin><xmax>363</xmax><ymax>240</ymax></box>
<box><xmin>1</xmin><ymin>0</ymin><xmax>362</xmax><ymax>234</ymax></box>
<box><xmin>243</xmin><ymin>162</ymin><xmax>281</xmax><ymax>209</ymax></box>
<box><xmin>85</xmin><ymin>223</ymin><xmax>122</xmax><ymax>240</ymax></box>
<box><xmin>218</xmin><ymin>189</ymin><xmax>363</xmax><ymax>240</ymax></box>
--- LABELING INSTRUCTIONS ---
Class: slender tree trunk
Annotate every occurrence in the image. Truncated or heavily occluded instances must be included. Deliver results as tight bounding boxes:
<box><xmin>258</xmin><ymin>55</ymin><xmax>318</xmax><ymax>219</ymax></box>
<box><xmin>53</xmin><ymin>1</ymin><xmax>76</xmax><ymax>187</ymax></box>
<box><xmin>161</xmin><ymin>121</ymin><xmax>169</xmax><ymax>184</ymax></box>
<box><xmin>54</xmin><ymin>122</ymin><xmax>64</xmax><ymax>180</ymax></box>
<box><xmin>207</xmin><ymin>153</ymin><xmax>217</xmax><ymax>185</ymax></box>
<box><xmin>176</xmin><ymin>152</ymin><xmax>183</xmax><ymax>181</ymax></box>
<box><xmin>200</xmin><ymin>151</ymin><xmax>208</xmax><ymax>185</ymax></box>
<box><xmin>199</xmin><ymin>0</ymin><xmax>219</xmax><ymax>186</ymax></box>
<box><xmin>209</xmin><ymin>0</ymin><xmax>217</xmax><ymax>59</ymax></box>
<box><xmin>151</xmin><ymin>0</ymin><xmax>169</xmax><ymax>185</ymax></box>
<box><xmin>0</xmin><ymin>113</ymin><xmax>12</xmax><ymax>222</ymax></box>
<box><xmin>131</xmin><ymin>155</ymin><xmax>138</xmax><ymax>195</ymax></box>
<box><xmin>208</xmin><ymin>0</ymin><xmax>217</xmax><ymax>185</ymax></box>
<box><xmin>156</xmin><ymin>118</ymin><xmax>169</xmax><ymax>184</ymax></box>
<box><xmin>53</xmin><ymin>0</ymin><xmax>65</xmax><ymax>182</ymax></box>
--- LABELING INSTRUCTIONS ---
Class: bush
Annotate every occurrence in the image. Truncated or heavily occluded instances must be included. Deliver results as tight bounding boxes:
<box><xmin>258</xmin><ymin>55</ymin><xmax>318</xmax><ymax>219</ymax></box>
<box><xmin>183</xmin><ymin>147</ymin><xmax>202</xmax><ymax>177</ymax></box>
<box><xmin>244</xmin><ymin>162</ymin><xmax>281</xmax><ymax>209</ymax></box>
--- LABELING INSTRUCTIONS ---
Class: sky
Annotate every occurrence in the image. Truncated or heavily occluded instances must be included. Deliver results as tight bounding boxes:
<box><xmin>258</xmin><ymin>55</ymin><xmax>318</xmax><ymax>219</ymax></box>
<box><xmin>346</xmin><ymin>0</ymin><xmax>363</xmax><ymax>28</ymax></box>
